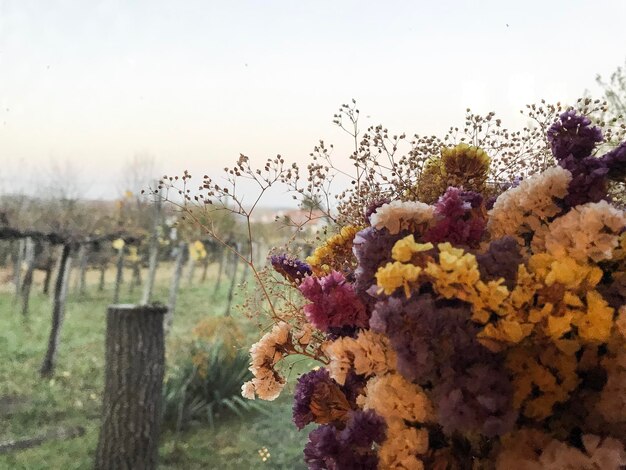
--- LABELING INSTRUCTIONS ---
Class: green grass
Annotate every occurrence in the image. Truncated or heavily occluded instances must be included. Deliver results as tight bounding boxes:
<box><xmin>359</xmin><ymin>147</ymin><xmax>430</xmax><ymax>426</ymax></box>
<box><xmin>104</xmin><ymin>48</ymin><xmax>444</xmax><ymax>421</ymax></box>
<box><xmin>0</xmin><ymin>267</ymin><xmax>311</xmax><ymax>469</ymax></box>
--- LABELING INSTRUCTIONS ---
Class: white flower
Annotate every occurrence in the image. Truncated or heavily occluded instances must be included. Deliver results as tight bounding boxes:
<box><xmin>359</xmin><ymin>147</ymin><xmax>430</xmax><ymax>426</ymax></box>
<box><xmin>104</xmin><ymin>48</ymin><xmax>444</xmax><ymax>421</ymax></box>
<box><xmin>241</xmin><ymin>381</ymin><xmax>255</xmax><ymax>400</ymax></box>
<box><xmin>543</xmin><ymin>200</ymin><xmax>626</xmax><ymax>262</ymax></box>
<box><xmin>245</xmin><ymin>322</ymin><xmax>291</xmax><ymax>401</ymax></box>
<box><xmin>370</xmin><ymin>200</ymin><xmax>434</xmax><ymax>235</ymax></box>
<box><xmin>488</xmin><ymin>167</ymin><xmax>572</xmax><ymax>248</ymax></box>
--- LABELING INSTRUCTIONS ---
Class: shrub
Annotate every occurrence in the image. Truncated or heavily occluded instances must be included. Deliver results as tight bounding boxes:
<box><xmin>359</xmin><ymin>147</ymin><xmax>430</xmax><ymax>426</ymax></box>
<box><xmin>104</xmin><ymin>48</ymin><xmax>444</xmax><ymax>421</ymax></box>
<box><xmin>162</xmin><ymin>318</ymin><xmax>266</xmax><ymax>432</ymax></box>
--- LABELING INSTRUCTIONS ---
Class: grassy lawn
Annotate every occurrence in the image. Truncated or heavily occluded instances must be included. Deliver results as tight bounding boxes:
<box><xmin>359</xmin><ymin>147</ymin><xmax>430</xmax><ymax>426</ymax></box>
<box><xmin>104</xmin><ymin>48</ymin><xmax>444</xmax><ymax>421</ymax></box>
<box><xmin>0</xmin><ymin>265</ymin><xmax>311</xmax><ymax>469</ymax></box>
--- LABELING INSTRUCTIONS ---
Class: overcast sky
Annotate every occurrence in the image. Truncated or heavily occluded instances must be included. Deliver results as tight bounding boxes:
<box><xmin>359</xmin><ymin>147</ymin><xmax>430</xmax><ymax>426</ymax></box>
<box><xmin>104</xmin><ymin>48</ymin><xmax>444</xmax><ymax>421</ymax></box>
<box><xmin>1</xmin><ymin>0</ymin><xmax>625</xmax><ymax>202</ymax></box>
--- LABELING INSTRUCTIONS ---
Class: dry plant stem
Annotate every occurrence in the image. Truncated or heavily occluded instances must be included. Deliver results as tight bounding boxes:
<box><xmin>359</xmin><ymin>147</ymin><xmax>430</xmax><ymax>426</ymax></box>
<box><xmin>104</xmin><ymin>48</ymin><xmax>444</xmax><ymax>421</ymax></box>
<box><xmin>165</xmin><ymin>198</ymin><xmax>284</xmax><ymax>322</ymax></box>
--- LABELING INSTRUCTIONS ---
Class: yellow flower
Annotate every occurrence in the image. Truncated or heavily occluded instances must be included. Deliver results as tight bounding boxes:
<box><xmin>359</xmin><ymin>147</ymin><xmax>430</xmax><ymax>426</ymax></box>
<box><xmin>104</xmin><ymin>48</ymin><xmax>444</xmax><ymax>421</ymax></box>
<box><xmin>375</xmin><ymin>262</ymin><xmax>422</xmax><ymax>297</ymax></box>
<box><xmin>126</xmin><ymin>246</ymin><xmax>139</xmax><ymax>263</ymax></box>
<box><xmin>506</xmin><ymin>344</ymin><xmax>579</xmax><ymax>420</ymax></box>
<box><xmin>425</xmin><ymin>243</ymin><xmax>481</xmax><ymax>300</ymax></box>
<box><xmin>574</xmin><ymin>290</ymin><xmax>614</xmax><ymax>343</ymax></box>
<box><xmin>440</xmin><ymin>143</ymin><xmax>490</xmax><ymax>193</ymax></box>
<box><xmin>112</xmin><ymin>238</ymin><xmax>125</xmax><ymax>251</ymax></box>
<box><xmin>391</xmin><ymin>235</ymin><xmax>433</xmax><ymax>263</ymax></box>
<box><xmin>189</xmin><ymin>240</ymin><xmax>207</xmax><ymax>261</ymax></box>
<box><xmin>307</xmin><ymin>225</ymin><xmax>361</xmax><ymax>275</ymax></box>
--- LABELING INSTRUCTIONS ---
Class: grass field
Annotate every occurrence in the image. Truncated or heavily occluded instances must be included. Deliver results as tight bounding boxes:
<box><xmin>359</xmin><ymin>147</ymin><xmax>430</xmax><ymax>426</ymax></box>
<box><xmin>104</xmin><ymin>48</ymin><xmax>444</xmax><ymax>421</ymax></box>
<box><xmin>0</xmin><ymin>263</ymin><xmax>312</xmax><ymax>469</ymax></box>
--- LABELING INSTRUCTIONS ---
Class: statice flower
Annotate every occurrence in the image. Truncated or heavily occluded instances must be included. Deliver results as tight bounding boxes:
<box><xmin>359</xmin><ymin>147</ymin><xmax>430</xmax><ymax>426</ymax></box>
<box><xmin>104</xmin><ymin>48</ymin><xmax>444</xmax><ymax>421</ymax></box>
<box><xmin>598</xmin><ymin>271</ymin><xmax>626</xmax><ymax>310</ymax></box>
<box><xmin>476</xmin><ymin>236</ymin><xmax>523</xmax><ymax>289</ymax></box>
<box><xmin>303</xmin><ymin>410</ymin><xmax>386</xmax><ymax>470</ymax></box>
<box><xmin>543</xmin><ymin>200</ymin><xmax>626</xmax><ymax>263</ymax></box>
<box><xmin>488</xmin><ymin>166</ymin><xmax>572</xmax><ymax>249</ymax></box>
<box><xmin>369</xmin><ymin>200</ymin><xmax>434</xmax><ymax>235</ymax></box>
<box><xmin>434</xmin><ymin>363</ymin><xmax>517</xmax><ymax>437</ymax></box>
<box><xmin>370</xmin><ymin>293</ymin><xmax>495</xmax><ymax>384</ymax></box>
<box><xmin>364</xmin><ymin>197</ymin><xmax>390</xmax><ymax>224</ymax></box>
<box><xmin>270</xmin><ymin>253</ymin><xmax>312</xmax><ymax>284</ymax></box>
<box><xmin>538</xmin><ymin>435</ymin><xmax>626</xmax><ymax>470</ymax></box>
<box><xmin>339</xmin><ymin>409</ymin><xmax>386</xmax><ymax>448</ymax></box>
<box><xmin>293</xmin><ymin>369</ymin><xmax>350</xmax><ymax>430</ymax></box>
<box><xmin>601</xmin><ymin>141</ymin><xmax>626</xmax><ymax>180</ymax></box>
<box><xmin>299</xmin><ymin>271</ymin><xmax>368</xmax><ymax>332</ymax></box>
<box><xmin>424</xmin><ymin>187</ymin><xmax>486</xmax><ymax>247</ymax></box>
<box><xmin>357</xmin><ymin>373</ymin><xmax>432</xmax><ymax>469</ymax></box>
<box><xmin>559</xmin><ymin>154</ymin><xmax>610</xmax><ymax>207</ymax></box>
<box><xmin>547</xmin><ymin>109</ymin><xmax>603</xmax><ymax>161</ymax></box>
<box><xmin>242</xmin><ymin>322</ymin><xmax>291</xmax><ymax>401</ymax></box>
<box><xmin>352</xmin><ymin>227</ymin><xmax>409</xmax><ymax>305</ymax></box>
<box><xmin>324</xmin><ymin>330</ymin><xmax>396</xmax><ymax>385</ymax></box>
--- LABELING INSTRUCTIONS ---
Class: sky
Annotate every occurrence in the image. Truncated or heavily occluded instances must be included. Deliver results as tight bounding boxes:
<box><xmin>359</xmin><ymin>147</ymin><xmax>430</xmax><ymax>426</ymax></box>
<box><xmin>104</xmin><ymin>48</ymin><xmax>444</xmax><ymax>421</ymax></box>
<box><xmin>1</xmin><ymin>0</ymin><xmax>625</xmax><ymax>204</ymax></box>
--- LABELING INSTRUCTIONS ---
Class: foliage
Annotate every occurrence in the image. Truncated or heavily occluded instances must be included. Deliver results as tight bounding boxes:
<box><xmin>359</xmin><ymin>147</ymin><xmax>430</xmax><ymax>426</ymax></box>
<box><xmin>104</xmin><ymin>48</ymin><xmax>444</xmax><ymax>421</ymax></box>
<box><xmin>162</xmin><ymin>318</ymin><xmax>266</xmax><ymax>432</ymax></box>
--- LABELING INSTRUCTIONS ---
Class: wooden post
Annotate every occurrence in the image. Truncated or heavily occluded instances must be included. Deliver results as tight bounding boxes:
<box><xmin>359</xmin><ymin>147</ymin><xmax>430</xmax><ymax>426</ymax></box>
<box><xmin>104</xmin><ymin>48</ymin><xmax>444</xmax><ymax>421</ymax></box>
<box><xmin>42</xmin><ymin>259</ymin><xmax>53</xmax><ymax>296</ymax></box>
<box><xmin>77</xmin><ymin>244</ymin><xmax>89</xmax><ymax>295</ymax></box>
<box><xmin>40</xmin><ymin>243</ymin><xmax>72</xmax><ymax>377</ymax></box>
<box><xmin>213</xmin><ymin>245</ymin><xmax>226</xmax><ymax>296</ymax></box>
<box><xmin>20</xmin><ymin>238</ymin><xmax>39</xmax><ymax>316</ymax></box>
<box><xmin>165</xmin><ymin>242</ymin><xmax>186</xmax><ymax>332</ymax></box>
<box><xmin>13</xmin><ymin>238</ymin><xmax>25</xmax><ymax>298</ymax></box>
<box><xmin>129</xmin><ymin>261</ymin><xmax>142</xmax><ymax>294</ymax></box>
<box><xmin>113</xmin><ymin>247</ymin><xmax>124</xmax><ymax>304</ymax></box>
<box><xmin>224</xmin><ymin>244</ymin><xmax>240</xmax><ymax>316</ymax></box>
<box><xmin>141</xmin><ymin>195</ymin><xmax>161</xmax><ymax>305</ymax></box>
<box><xmin>98</xmin><ymin>263</ymin><xmax>106</xmax><ymax>292</ymax></box>
<box><xmin>186</xmin><ymin>257</ymin><xmax>196</xmax><ymax>286</ymax></box>
<box><xmin>200</xmin><ymin>256</ymin><xmax>209</xmax><ymax>282</ymax></box>
<box><xmin>95</xmin><ymin>304</ymin><xmax>166</xmax><ymax>470</ymax></box>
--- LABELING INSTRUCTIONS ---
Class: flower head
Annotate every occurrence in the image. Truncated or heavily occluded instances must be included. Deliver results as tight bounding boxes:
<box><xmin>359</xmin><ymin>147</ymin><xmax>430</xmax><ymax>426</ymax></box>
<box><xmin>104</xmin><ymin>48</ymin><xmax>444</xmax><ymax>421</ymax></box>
<box><xmin>299</xmin><ymin>271</ymin><xmax>368</xmax><ymax>332</ymax></box>
<box><xmin>270</xmin><ymin>253</ymin><xmax>312</xmax><ymax>284</ymax></box>
<box><xmin>547</xmin><ymin>109</ymin><xmax>603</xmax><ymax>161</ymax></box>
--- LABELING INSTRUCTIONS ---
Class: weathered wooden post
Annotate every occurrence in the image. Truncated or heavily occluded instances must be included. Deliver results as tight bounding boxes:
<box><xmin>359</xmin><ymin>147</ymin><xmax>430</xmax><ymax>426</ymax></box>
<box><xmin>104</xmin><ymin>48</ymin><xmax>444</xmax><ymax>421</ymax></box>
<box><xmin>212</xmin><ymin>245</ymin><xmax>226</xmax><ymax>296</ymax></box>
<box><xmin>40</xmin><ymin>243</ymin><xmax>72</xmax><ymax>377</ymax></box>
<box><xmin>20</xmin><ymin>238</ymin><xmax>40</xmax><ymax>316</ymax></box>
<box><xmin>141</xmin><ymin>195</ymin><xmax>161</xmax><ymax>305</ymax></box>
<box><xmin>13</xmin><ymin>238</ymin><xmax>25</xmax><ymax>298</ymax></box>
<box><xmin>224</xmin><ymin>243</ymin><xmax>240</xmax><ymax>316</ymax></box>
<box><xmin>98</xmin><ymin>263</ymin><xmax>106</xmax><ymax>292</ymax></box>
<box><xmin>95</xmin><ymin>304</ymin><xmax>166</xmax><ymax>470</ymax></box>
<box><xmin>112</xmin><ymin>246</ymin><xmax>125</xmax><ymax>304</ymax></box>
<box><xmin>77</xmin><ymin>244</ymin><xmax>89</xmax><ymax>295</ymax></box>
<box><xmin>165</xmin><ymin>242</ymin><xmax>186</xmax><ymax>332</ymax></box>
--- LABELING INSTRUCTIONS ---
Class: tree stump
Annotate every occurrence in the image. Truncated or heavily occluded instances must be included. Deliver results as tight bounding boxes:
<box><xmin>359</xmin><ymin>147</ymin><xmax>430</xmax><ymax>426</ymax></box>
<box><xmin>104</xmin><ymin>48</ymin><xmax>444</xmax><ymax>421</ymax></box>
<box><xmin>95</xmin><ymin>304</ymin><xmax>167</xmax><ymax>470</ymax></box>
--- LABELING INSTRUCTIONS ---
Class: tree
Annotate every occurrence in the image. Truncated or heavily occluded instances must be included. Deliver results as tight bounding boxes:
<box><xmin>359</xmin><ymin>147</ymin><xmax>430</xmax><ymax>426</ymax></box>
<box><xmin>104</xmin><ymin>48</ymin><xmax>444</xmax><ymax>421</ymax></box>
<box><xmin>597</xmin><ymin>58</ymin><xmax>626</xmax><ymax>118</ymax></box>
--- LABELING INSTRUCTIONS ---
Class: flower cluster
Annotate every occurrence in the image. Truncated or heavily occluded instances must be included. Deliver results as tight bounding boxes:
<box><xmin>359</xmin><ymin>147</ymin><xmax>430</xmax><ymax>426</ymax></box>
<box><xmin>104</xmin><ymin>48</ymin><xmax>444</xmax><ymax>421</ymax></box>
<box><xmin>246</xmin><ymin>110</ymin><xmax>626</xmax><ymax>469</ymax></box>
<box><xmin>306</xmin><ymin>225</ymin><xmax>362</xmax><ymax>275</ymax></box>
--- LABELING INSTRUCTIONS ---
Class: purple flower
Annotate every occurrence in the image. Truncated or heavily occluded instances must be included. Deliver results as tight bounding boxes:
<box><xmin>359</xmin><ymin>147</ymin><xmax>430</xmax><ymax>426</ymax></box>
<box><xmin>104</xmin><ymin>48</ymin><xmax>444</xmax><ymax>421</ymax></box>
<box><xmin>370</xmin><ymin>293</ymin><xmax>493</xmax><ymax>383</ymax></box>
<box><xmin>547</xmin><ymin>110</ymin><xmax>603</xmax><ymax>161</ymax></box>
<box><xmin>340</xmin><ymin>371</ymin><xmax>367</xmax><ymax>406</ymax></box>
<box><xmin>476</xmin><ymin>236</ymin><xmax>523</xmax><ymax>289</ymax></box>
<box><xmin>600</xmin><ymin>141</ymin><xmax>626</xmax><ymax>180</ymax></box>
<box><xmin>339</xmin><ymin>410</ymin><xmax>386</xmax><ymax>448</ymax></box>
<box><xmin>270</xmin><ymin>253</ymin><xmax>312</xmax><ymax>284</ymax></box>
<box><xmin>304</xmin><ymin>426</ymin><xmax>342</xmax><ymax>470</ymax></box>
<box><xmin>303</xmin><ymin>410</ymin><xmax>385</xmax><ymax>470</ymax></box>
<box><xmin>434</xmin><ymin>363</ymin><xmax>517</xmax><ymax>437</ymax></box>
<box><xmin>560</xmin><ymin>154</ymin><xmax>610</xmax><ymax>207</ymax></box>
<box><xmin>293</xmin><ymin>369</ymin><xmax>335</xmax><ymax>430</ymax></box>
<box><xmin>352</xmin><ymin>227</ymin><xmax>410</xmax><ymax>308</ymax></box>
<box><xmin>299</xmin><ymin>271</ymin><xmax>368</xmax><ymax>332</ymax></box>
<box><xmin>424</xmin><ymin>187</ymin><xmax>486</xmax><ymax>247</ymax></box>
